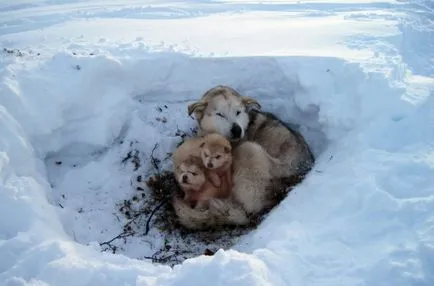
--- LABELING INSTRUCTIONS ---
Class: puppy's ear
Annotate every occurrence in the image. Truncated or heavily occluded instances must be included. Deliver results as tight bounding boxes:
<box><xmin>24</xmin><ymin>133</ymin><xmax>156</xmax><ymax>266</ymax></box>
<box><xmin>188</xmin><ymin>101</ymin><xmax>208</xmax><ymax>118</ymax></box>
<box><xmin>241</xmin><ymin>96</ymin><xmax>261</xmax><ymax>110</ymax></box>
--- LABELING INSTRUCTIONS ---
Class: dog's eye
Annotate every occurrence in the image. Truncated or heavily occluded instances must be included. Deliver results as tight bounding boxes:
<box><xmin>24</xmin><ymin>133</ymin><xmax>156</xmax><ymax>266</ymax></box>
<box><xmin>216</xmin><ymin>112</ymin><xmax>225</xmax><ymax>118</ymax></box>
<box><xmin>236</xmin><ymin>111</ymin><xmax>241</xmax><ymax>116</ymax></box>
<box><xmin>191</xmin><ymin>172</ymin><xmax>197</xmax><ymax>176</ymax></box>
<box><xmin>215</xmin><ymin>155</ymin><xmax>221</xmax><ymax>159</ymax></box>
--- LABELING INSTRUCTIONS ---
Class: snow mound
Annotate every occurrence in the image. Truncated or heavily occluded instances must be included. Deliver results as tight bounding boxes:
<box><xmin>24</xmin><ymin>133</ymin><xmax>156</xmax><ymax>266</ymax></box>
<box><xmin>2</xmin><ymin>44</ymin><xmax>433</xmax><ymax>284</ymax></box>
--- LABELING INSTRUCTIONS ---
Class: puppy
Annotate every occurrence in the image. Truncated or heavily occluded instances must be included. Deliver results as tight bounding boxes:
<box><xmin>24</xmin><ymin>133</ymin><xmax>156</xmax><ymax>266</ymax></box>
<box><xmin>174</xmin><ymin>155</ymin><xmax>222</xmax><ymax>209</ymax></box>
<box><xmin>199</xmin><ymin>133</ymin><xmax>233</xmax><ymax>197</ymax></box>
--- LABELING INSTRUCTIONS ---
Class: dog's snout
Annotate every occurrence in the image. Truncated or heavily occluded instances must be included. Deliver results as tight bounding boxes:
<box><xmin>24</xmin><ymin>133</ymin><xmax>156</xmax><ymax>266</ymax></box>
<box><xmin>231</xmin><ymin>123</ymin><xmax>242</xmax><ymax>139</ymax></box>
<box><xmin>207</xmin><ymin>162</ymin><xmax>213</xmax><ymax>168</ymax></box>
<box><xmin>182</xmin><ymin>175</ymin><xmax>188</xmax><ymax>183</ymax></box>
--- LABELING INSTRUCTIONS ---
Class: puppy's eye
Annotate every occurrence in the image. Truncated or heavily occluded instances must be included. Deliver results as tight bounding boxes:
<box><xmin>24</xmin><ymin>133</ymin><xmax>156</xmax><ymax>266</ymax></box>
<box><xmin>191</xmin><ymin>172</ymin><xmax>197</xmax><ymax>176</ymax></box>
<box><xmin>215</xmin><ymin>155</ymin><xmax>221</xmax><ymax>159</ymax></box>
<box><xmin>216</xmin><ymin>112</ymin><xmax>225</xmax><ymax>118</ymax></box>
<box><xmin>236</xmin><ymin>111</ymin><xmax>241</xmax><ymax>116</ymax></box>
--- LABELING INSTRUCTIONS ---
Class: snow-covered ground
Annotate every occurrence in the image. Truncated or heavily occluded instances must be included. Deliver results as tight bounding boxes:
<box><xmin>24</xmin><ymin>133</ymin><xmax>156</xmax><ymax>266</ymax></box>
<box><xmin>1</xmin><ymin>0</ymin><xmax>433</xmax><ymax>285</ymax></box>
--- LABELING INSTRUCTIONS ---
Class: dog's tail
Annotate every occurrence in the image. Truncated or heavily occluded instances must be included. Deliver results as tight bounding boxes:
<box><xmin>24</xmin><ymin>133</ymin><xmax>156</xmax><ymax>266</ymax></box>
<box><xmin>172</xmin><ymin>196</ymin><xmax>212</xmax><ymax>229</ymax></box>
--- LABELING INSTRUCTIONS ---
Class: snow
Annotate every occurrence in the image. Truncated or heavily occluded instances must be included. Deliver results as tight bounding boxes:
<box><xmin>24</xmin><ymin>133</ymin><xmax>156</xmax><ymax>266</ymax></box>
<box><xmin>1</xmin><ymin>0</ymin><xmax>433</xmax><ymax>285</ymax></box>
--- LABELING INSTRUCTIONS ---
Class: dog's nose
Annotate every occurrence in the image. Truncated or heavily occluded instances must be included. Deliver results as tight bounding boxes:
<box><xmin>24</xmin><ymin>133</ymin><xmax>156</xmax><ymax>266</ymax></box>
<box><xmin>207</xmin><ymin>162</ymin><xmax>213</xmax><ymax>168</ymax></box>
<box><xmin>231</xmin><ymin>123</ymin><xmax>242</xmax><ymax>139</ymax></box>
<box><xmin>182</xmin><ymin>175</ymin><xmax>188</xmax><ymax>183</ymax></box>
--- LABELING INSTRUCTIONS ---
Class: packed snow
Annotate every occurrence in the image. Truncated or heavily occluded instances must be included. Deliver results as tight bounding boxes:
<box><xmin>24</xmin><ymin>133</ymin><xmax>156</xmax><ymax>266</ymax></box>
<box><xmin>1</xmin><ymin>0</ymin><xmax>433</xmax><ymax>285</ymax></box>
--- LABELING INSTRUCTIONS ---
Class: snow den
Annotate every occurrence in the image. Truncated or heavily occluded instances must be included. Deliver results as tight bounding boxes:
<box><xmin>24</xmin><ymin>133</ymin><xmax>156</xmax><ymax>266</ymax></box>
<box><xmin>1</xmin><ymin>48</ymin><xmax>432</xmax><ymax>285</ymax></box>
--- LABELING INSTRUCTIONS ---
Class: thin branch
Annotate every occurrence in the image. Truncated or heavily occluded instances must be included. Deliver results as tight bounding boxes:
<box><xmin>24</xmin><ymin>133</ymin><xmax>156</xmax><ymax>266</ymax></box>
<box><xmin>99</xmin><ymin>197</ymin><xmax>168</xmax><ymax>249</ymax></box>
<box><xmin>99</xmin><ymin>231</ymin><xmax>131</xmax><ymax>251</ymax></box>
<box><xmin>150</xmin><ymin>143</ymin><xmax>160</xmax><ymax>173</ymax></box>
<box><xmin>144</xmin><ymin>197</ymin><xmax>170</xmax><ymax>235</ymax></box>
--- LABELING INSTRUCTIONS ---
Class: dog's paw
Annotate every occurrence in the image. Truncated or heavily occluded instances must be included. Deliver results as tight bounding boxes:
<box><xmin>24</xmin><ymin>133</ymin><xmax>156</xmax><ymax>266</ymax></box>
<box><xmin>208</xmin><ymin>198</ymin><xmax>249</xmax><ymax>224</ymax></box>
<box><xmin>209</xmin><ymin>198</ymin><xmax>230</xmax><ymax>216</ymax></box>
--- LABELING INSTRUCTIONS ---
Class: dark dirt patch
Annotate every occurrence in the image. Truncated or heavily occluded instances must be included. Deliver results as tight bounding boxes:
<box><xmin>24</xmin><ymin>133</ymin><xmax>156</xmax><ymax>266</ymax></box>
<box><xmin>3</xmin><ymin>48</ymin><xmax>41</xmax><ymax>57</ymax></box>
<box><xmin>3</xmin><ymin>48</ymin><xmax>24</xmax><ymax>57</ymax></box>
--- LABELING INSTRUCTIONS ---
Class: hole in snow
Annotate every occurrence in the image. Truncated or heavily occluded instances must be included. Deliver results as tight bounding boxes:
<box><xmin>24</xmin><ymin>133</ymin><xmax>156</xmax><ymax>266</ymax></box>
<box><xmin>30</xmin><ymin>51</ymin><xmax>347</xmax><ymax>266</ymax></box>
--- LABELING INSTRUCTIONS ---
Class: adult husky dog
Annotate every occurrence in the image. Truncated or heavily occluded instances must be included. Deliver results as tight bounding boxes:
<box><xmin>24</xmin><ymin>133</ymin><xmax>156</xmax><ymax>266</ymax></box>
<box><xmin>172</xmin><ymin>85</ymin><xmax>315</xmax><ymax>229</ymax></box>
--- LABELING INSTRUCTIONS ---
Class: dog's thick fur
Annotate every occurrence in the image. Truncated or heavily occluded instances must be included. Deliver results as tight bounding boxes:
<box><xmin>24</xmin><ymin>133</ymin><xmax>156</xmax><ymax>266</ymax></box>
<box><xmin>172</xmin><ymin>85</ymin><xmax>315</xmax><ymax>229</ymax></box>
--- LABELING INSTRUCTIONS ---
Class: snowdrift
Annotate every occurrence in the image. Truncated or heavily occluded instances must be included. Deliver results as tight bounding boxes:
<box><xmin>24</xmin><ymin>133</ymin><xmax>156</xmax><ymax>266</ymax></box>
<box><xmin>1</xmin><ymin>47</ymin><xmax>433</xmax><ymax>285</ymax></box>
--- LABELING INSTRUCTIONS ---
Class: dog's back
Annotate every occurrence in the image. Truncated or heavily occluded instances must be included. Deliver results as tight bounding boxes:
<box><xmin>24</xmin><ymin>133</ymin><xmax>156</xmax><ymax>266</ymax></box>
<box><xmin>246</xmin><ymin>109</ymin><xmax>315</xmax><ymax>178</ymax></box>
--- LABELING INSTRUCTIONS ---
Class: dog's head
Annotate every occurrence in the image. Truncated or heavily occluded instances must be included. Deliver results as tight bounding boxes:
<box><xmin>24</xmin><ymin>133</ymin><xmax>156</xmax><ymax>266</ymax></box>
<box><xmin>199</xmin><ymin>133</ymin><xmax>232</xmax><ymax>170</ymax></box>
<box><xmin>188</xmin><ymin>85</ymin><xmax>261</xmax><ymax>141</ymax></box>
<box><xmin>175</xmin><ymin>156</ymin><xmax>206</xmax><ymax>191</ymax></box>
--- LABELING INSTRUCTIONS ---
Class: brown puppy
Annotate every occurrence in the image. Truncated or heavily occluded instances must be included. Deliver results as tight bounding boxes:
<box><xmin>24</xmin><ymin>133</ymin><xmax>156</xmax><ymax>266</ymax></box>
<box><xmin>199</xmin><ymin>133</ymin><xmax>233</xmax><ymax>198</ymax></box>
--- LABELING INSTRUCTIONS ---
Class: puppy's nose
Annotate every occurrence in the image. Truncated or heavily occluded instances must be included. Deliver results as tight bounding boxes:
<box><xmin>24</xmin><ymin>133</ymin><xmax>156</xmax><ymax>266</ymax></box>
<box><xmin>190</xmin><ymin>200</ymin><xmax>197</xmax><ymax>208</ymax></box>
<box><xmin>231</xmin><ymin>123</ymin><xmax>242</xmax><ymax>139</ymax></box>
<box><xmin>182</xmin><ymin>175</ymin><xmax>188</xmax><ymax>183</ymax></box>
<box><xmin>207</xmin><ymin>162</ymin><xmax>213</xmax><ymax>168</ymax></box>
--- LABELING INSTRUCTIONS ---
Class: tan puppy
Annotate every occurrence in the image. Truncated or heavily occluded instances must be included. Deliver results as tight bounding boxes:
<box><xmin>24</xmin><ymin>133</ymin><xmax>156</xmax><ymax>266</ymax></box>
<box><xmin>174</xmin><ymin>155</ymin><xmax>225</xmax><ymax>209</ymax></box>
<box><xmin>199</xmin><ymin>133</ymin><xmax>233</xmax><ymax>197</ymax></box>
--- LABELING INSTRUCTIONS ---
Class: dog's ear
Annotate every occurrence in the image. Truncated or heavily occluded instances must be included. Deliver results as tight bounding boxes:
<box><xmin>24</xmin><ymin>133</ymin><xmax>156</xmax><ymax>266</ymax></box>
<box><xmin>188</xmin><ymin>101</ymin><xmax>208</xmax><ymax>118</ymax></box>
<box><xmin>241</xmin><ymin>96</ymin><xmax>261</xmax><ymax>110</ymax></box>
